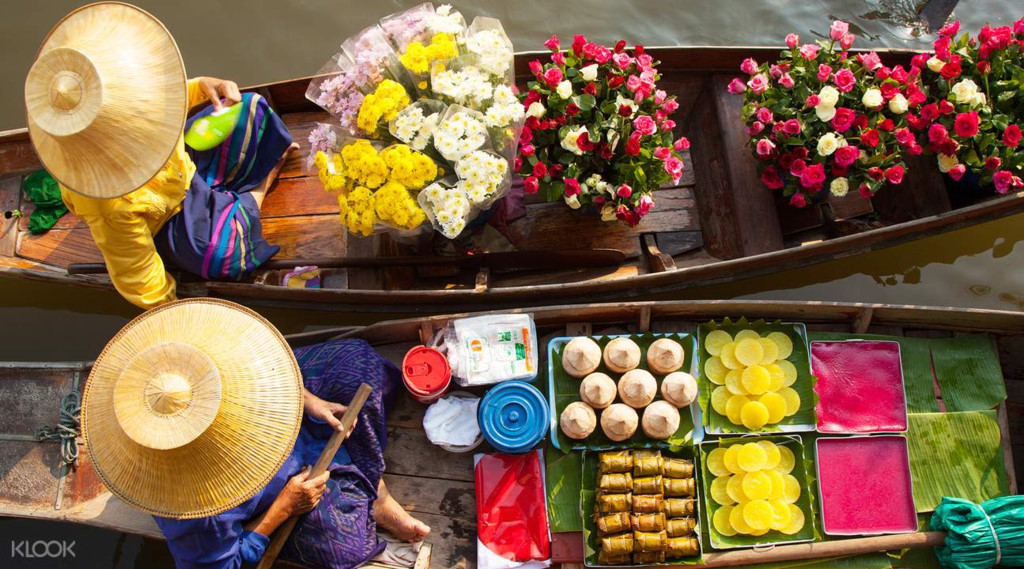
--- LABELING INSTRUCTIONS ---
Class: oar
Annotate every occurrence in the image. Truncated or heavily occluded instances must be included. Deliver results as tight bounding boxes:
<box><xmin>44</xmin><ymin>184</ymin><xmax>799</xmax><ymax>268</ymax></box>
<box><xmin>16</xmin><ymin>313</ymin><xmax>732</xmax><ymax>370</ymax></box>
<box><xmin>255</xmin><ymin>383</ymin><xmax>372</xmax><ymax>569</ymax></box>
<box><xmin>65</xmin><ymin>249</ymin><xmax>627</xmax><ymax>275</ymax></box>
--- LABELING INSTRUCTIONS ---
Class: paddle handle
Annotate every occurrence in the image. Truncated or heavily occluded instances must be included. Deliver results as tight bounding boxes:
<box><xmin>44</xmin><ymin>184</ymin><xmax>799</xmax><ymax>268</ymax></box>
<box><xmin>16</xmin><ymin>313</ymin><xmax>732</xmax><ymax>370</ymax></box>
<box><xmin>256</xmin><ymin>383</ymin><xmax>372</xmax><ymax>569</ymax></box>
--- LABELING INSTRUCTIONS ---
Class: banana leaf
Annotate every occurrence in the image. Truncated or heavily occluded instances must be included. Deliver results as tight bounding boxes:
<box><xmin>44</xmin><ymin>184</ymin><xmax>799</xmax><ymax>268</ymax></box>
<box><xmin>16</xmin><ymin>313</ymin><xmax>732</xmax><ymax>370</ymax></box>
<box><xmin>929</xmin><ymin>335</ymin><xmax>1006</xmax><ymax>412</ymax></box>
<box><xmin>906</xmin><ymin>411</ymin><xmax>1009</xmax><ymax>512</ymax></box>
<box><xmin>545</xmin><ymin>445</ymin><xmax>584</xmax><ymax>532</ymax></box>
<box><xmin>735</xmin><ymin>552</ymin><xmax>896</xmax><ymax>569</ymax></box>
<box><xmin>697</xmin><ymin>319</ymin><xmax>816</xmax><ymax>434</ymax></box>
<box><xmin>548</xmin><ymin>333</ymin><xmax>696</xmax><ymax>452</ymax></box>
<box><xmin>931</xmin><ymin>495</ymin><xmax>1024</xmax><ymax>569</ymax></box>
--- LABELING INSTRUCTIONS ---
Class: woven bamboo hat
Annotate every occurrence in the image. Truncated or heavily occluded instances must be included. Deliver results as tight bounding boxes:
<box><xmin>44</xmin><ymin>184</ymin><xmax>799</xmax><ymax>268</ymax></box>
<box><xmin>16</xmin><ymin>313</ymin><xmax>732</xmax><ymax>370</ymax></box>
<box><xmin>81</xmin><ymin>299</ymin><xmax>304</xmax><ymax>519</ymax></box>
<box><xmin>25</xmin><ymin>2</ymin><xmax>187</xmax><ymax>199</ymax></box>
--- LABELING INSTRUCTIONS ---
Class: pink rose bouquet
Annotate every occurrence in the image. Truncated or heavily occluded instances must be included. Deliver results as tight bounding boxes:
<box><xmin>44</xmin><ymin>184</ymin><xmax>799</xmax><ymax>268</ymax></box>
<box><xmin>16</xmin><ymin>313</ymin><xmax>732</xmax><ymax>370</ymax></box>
<box><xmin>516</xmin><ymin>34</ymin><xmax>688</xmax><ymax>226</ymax></box>
<box><xmin>917</xmin><ymin>19</ymin><xmax>1024</xmax><ymax>193</ymax></box>
<box><xmin>732</xmin><ymin>20</ymin><xmax>928</xmax><ymax>206</ymax></box>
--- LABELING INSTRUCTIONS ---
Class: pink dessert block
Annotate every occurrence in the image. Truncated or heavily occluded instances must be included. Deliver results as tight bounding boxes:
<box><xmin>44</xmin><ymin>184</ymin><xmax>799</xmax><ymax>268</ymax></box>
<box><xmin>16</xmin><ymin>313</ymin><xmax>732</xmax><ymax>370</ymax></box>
<box><xmin>811</xmin><ymin>341</ymin><xmax>908</xmax><ymax>433</ymax></box>
<box><xmin>816</xmin><ymin>436</ymin><xmax>917</xmax><ymax>535</ymax></box>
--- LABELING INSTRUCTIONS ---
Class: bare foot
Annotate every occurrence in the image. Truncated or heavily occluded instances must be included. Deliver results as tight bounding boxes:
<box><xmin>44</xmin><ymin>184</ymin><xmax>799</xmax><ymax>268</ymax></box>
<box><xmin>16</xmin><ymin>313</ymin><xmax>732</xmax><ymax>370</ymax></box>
<box><xmin>374</xmin><ymin>483</ymin><xmax>431</xmax><ymax>542</ymax></box>
<box><xmin>252</xmin><ymin>142</ymin><xmax>299</xmax><ymax>208</ymax></box>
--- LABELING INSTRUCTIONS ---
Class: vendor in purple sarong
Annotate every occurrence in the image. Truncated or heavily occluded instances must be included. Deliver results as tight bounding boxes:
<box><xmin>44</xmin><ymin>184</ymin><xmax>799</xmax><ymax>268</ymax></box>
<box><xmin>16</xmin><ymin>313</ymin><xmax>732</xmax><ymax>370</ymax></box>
<box><xmin>80</xmin><ymin>299</ymin><xmax>430</xmax><ymax>569</ymax></box>
<box><xmin>24</xmin><ymin>3</ymin><xmax>299</xmax><ymax>310</ymax></box>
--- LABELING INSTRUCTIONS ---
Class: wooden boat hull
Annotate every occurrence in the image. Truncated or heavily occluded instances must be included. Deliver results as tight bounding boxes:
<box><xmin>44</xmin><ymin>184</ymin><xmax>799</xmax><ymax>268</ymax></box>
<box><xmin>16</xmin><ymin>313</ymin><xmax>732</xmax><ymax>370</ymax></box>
<box><xmin>2</xmin><ymin>47</ymin><xmax>1023</xmax><ymax>312</ymax></box>
<box><xmin>0</xmin><ymin>300</ymin><xmax>1020</xmax><ymax>568</ymax></box>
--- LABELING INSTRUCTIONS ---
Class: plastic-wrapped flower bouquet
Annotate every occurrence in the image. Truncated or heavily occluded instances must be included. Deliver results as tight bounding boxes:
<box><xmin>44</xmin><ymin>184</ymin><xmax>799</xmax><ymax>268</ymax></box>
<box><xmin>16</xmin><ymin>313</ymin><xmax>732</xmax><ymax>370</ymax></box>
<box><xmin>917</xmin><ymin>19</ymin><xmax>1024</xmax><ymax>193</ymax></box>
<box><xmin>516</xmin><ymin>35</ymin><xmax>689</xmax><ymax>227</ymax></box>
<box><xmin>305</xmin><ymin>3</ymin><xmax>523</xmax><ymax>239</ymax></box>
<box><xmin>732</xmin><ymin>20</ymin><xmax>929</xmax><ymax>206</ymax></box>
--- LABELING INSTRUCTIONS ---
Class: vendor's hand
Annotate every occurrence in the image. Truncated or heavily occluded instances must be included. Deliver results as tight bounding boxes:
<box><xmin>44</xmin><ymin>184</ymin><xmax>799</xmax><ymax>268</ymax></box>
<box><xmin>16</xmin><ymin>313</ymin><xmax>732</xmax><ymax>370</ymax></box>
<box><xmin>304</xmin><ymin>392</ymin><xmax>357</xmax><ymax>436</ymax></box>
<box><xmin>197</xmin><ymin>76</ymin><xmax>241</xmax><ymax>111</ymax></box>
<box><xmin>276</xmin><ymin>466</ymin><xmax>329</xmax><ymax>516</ymax></box>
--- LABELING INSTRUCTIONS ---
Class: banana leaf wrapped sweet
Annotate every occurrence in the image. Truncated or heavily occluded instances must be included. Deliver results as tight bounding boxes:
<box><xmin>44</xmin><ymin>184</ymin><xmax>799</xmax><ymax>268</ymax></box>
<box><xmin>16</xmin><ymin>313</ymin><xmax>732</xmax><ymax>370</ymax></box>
<box><xmin>632</xmin><ymin>450</ymin><xmax>663</xmax><ymax>477</ymax></box>
<box><xmin>631</xmin><ymin>512</ymin><xmax>666</xmax><ymax>532</ymax></box>
<box><xmin>596</xmin><ymin>512</ymin><xmax>632</xmax><ymax>536</ymax></box>
<box><xmin>663</xmin><ymin>477</ymin><xmax>695</xmax><ymax>497</ymax></box>
<box><xmin>663</xmin><ymin>458</ymin><xmax>694</xmax><ymax>479</ymax></box>
<box><xmin>667</xmin><ymin>517</ymin><xmax>696</xmax><ymax>537</ymax></box>
<box><xmin>597</xmin><ymin>493</ymin><xmax>631</xmax><ymax>513</ymax></box>
<box><xmin>599</xmin><ymin>450</ymin><xmax>633</xmax><ymax>474</ymax></box>
<box><xmin>633</xmin><ymin>475</ymin><xmax>663</xmax><ymax>495</ymax></box>
<box><xmin>666</xmin><ymin>536</ymin><xmax>699</xmax><ymax>558</ymax></box>
<box><xmin>665</xmin><ymin>498</ymin><xmax>695</xmax><ymax>517</ymax></box>
<box><xmin>633</xmin><ymin>551</ymin><xmax>666</xmax><ymax>564</ymax></box>
<box><xmin>633</xmin><ymin>530</ymin><xmax>667</xmax><ymax>553</ymax></box>
<box><xmin>598</xmin><ymin>472</ymin><xmax>633</xmax><ymax>494</ymax></box>
<box><xmin>600</xmin><ymin>533</ymin><xmax>634</xmax><ymax>556</ymax></box>
<box><xmin>598</xmin><ymin>551</ymin><xmax>632</xmax><ymax>565</ymax></box>
<box><xmin>632</xmin><ymin>493</ymin><xmax>665</xmax><ymax>513</ymax></box>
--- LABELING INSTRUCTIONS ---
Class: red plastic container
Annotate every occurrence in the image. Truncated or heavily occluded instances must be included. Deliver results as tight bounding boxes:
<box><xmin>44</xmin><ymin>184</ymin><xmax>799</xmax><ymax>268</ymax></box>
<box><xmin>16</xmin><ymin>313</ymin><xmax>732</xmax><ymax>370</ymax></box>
<box><xmin>402</xmin><ymin>346</ymin><xmax>452</xmax><ymax>404</ymax></box>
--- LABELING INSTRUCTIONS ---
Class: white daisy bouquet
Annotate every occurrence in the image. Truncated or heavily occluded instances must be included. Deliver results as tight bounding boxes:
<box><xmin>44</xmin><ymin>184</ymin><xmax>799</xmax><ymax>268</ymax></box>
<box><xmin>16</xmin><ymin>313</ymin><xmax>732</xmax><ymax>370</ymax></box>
<box><xmin>305</xmin><ymin>3</ymin><xmax>522</xmax><ymax>240</ymax></box>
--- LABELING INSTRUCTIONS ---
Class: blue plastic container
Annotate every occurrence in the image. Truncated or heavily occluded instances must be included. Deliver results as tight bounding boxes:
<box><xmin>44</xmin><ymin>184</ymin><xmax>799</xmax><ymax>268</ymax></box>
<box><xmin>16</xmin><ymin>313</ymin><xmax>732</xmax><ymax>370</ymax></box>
<box><xmin>478</xmin><ymin>381</ymin><xmax>547</xmax><ymax>453</ymax></box>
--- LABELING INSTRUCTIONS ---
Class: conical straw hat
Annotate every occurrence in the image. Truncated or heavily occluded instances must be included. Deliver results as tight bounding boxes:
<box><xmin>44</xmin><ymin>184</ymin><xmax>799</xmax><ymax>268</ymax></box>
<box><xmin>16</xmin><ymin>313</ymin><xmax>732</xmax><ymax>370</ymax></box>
<box><xmin>81</xmin><ymin>299</ymin><xmax>304</xmax><ymax>519</ymax></box>
<box><xmin>25</xmin><ymin>2</ymin><xmax>187</xmax><ymax>199</ymax></box>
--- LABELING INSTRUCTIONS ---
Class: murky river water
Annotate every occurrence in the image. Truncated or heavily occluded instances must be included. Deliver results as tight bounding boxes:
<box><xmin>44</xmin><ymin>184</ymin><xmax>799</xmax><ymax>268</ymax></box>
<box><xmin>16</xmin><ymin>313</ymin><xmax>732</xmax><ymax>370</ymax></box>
<box><xmin>0</xmin><ymin>0</ymin><xmax>1022</xmax><ymax>567</ymax></box>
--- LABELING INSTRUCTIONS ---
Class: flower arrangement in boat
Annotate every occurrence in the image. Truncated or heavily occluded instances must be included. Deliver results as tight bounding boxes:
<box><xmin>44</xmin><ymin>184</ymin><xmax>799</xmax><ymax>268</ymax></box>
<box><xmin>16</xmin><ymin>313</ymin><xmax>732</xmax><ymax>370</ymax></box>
<box><xmin>916</xmin><ymin>19</ymin><xmax>1024</xmax><ymax>193</ymax></box>
<box><xmin>305</xmin><ymin>3</ymin><xmax>523</xmax><ymax>239</ymax></box>
<box><xmin>731</xmin><ymin>20</ymin><xmax>928</xmax><ymax>206</ymax></box>
<box><xmin>516</xmin><ymin>35</ymin><xmax>689</xmax><ymax>227</ymax></box>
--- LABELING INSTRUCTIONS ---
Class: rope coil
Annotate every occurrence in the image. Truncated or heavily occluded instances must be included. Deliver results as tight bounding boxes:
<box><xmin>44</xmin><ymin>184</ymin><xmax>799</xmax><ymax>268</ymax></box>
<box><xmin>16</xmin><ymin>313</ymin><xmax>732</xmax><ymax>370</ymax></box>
<box><xmin>36</xmin><ymin>391</ymin><xmax>81</xmax><ymax>466</ymax></box>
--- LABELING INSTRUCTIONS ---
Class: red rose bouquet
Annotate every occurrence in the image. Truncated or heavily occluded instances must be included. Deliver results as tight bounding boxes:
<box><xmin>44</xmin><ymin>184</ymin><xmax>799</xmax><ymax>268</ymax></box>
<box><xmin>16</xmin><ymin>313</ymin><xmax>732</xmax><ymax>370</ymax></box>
<box><xmin>516</xmin><ymin>34</ymin><xmax>689</xmax><ymax>226</ymax></box>
<box><xmin>732</xmin><ymin>20</ymin><xmax>928</xmax><ymax>206</ymax></box>
<box><xmin>916</xmin><ymin>19</ymin><xmax>1024</xmax><ymax>193</ymax></box>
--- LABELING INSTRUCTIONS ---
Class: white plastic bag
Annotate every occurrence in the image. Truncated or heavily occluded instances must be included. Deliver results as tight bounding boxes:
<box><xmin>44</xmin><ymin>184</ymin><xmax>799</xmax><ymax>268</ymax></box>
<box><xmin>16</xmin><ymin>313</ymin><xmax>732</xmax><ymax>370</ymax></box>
<box><xmin>443</xmin><ymin>314</ymin><xmax>538</xmax><ymax>386</ymax></box>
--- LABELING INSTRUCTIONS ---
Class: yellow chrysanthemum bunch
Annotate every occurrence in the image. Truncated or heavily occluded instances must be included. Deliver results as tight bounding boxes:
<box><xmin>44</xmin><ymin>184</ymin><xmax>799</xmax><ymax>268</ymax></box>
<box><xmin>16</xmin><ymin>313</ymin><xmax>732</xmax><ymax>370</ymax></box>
<box><xmin>338</xmin><ymin>186</ymin><xmax>377</xmax><ymax>237</ymax></box>
<box><xmin>374</xmin><ymin>180</ymin><xmax>428</xmax><ymax>230</ymax></box>
<box><xmin>400</xmin><ymin>33</ymin><xmax>458</xmax><ymax>75</ymax></box>
<box><xmin>380</xmin><ymin>144</ymin><xmax>438</xmax><ymax>190</ymax></box>
<box><xmin>340</xmin><ymin>140</ymin><xmax>389</xmax><ymax>189</ymax></box>
<box><xmin>356</xmin><ymin>79</ymin><xmax>410</xmax><ymax>136</ymax></box>
<box><xmin>314</xmin><ymin>150</ymin><xmax>348</xmax><ymax>192</ymax></box>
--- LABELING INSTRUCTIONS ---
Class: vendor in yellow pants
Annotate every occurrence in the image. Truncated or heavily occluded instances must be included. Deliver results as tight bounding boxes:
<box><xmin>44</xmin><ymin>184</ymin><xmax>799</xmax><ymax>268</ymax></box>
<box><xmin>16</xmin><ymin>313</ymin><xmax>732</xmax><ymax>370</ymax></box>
<box><xmin>25</xmin><ymin>2</ymin><xmax>297</xmax><ymax>309</ymax></box>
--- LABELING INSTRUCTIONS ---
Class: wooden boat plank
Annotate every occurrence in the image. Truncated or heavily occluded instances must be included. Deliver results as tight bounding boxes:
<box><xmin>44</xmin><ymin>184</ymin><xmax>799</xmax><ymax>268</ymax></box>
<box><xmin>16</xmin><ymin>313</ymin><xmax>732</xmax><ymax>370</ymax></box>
<box><xmin>506</xmin><ymin>187</ymin><xmax>698</xmax><ymax>259</ymax></box>
<box><xmin>384</xmin><ymin>425</ymin><xmax>475</xmax><ymax>483</ymax></box>
<box><xmin>0</xmin><ymin>366</ymin><xmax>74</xmax><ymax>435</ymax></box>
<box><xmin>683</xmin><ymin>75</ymin><xmax>784</xmax><ymax>259</ymax></box>
<box><xmin>0</xmin><ymin>440</ymin><xmax>63</xmax><ymax>509</ymax></box>
<box><xmin>0</xmin><ymin>175</ymin><xmax>20</xmax><ymax>257</ymax></box>
<box><xmin>0</xmin><ymin>134</ymin><xmax>41</xmax><ymax>176</ymax></box>
<box><xmin>871</xmin><ymin>154</ymin><xmax>952</xmax><ymax>223</ymax></box>
<box><xmin>261</xmin><ymin>176</ymin><xmax>339</xmax><ymax>219</ymax></box>
<box><xmin>404</xmin><ymin>511</ymin><xmax>475</xmax><ymax>569</ymax></box>
<box><xmin>491</xmin><ymin>264</ymin><xmax>642</xmax><ymax>289</ymax></box>
<box><xmin>16</xmin><ymin>226</ymin><xmax>102</xmax><ymax>266</ymax></box>
<box><xmin>382</xmin><ymin>473</ymin><xmax>475</xmax><ymax>522</ymax></box>
<box><xmin>279</xmin><ymin>111</ymin><xmax>324</xmax><ymax>179</ymax></box>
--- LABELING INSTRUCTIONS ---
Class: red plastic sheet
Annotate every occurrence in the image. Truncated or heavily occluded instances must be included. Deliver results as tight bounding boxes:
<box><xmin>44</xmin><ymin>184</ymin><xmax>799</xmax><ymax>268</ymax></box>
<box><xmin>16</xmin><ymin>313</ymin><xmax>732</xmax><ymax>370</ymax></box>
<box><xmin>475</xmin><ymin>451</ymin><xmax>551</xmax><ymax>563</ymax></box>
<box><xmin>811</xmin><ymin>340</ymin><xmax>908</xmax><ymax>433</ymax></box>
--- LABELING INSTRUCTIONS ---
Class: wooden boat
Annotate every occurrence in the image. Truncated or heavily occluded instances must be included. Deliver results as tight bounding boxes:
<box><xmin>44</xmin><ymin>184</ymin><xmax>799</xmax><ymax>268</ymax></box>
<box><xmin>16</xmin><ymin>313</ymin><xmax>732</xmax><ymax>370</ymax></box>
<box><xmin>0</xmin><ymin>300</ymin><xmax>1019</xmax><ymax>567</ymax></box>
<box><xmin>2</xmin><ymin>48</ymin><xmax>1024</xmax><ymax>313</ymax></box>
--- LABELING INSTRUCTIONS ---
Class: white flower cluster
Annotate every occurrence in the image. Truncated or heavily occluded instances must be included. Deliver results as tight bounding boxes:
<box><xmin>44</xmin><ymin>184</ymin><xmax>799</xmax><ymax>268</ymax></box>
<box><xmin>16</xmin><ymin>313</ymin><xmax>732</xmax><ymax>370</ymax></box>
<box><xmin>455</xmin><ymin>151</ymin><xmax>508</xmax><ymax>204</ymax></box>
<box><xmin>816</xmin><ymin>132</ymin><xmax>848</xmax><ymax>156</ymax></box>
<box><xmin>583</xmin><ymin>173</ymin><xmax>610</xmax><ymax>195</ymax></box>
<box><xmin>427</xmin><ymin>5</ymin><xmax>465</xmax><ymax>37</ymax></box>
<box><xmin>560</xmin><ymin>125</ymin><xmax>588</xmax><ymax>156</ymax></box>
<box><xmin>465</xmin><ymin>29</ymin><xmax>513</xmax><ymax>77</ymax></box>
<box><xmin>615</xmin><ymin>94</ymin><xmax>638</xmax><ymax>117</ymax></box>
<box><xmin>391</xmin><ymin>106</ymin><xmax>440</xmax><ymax>151</ymax></box>
<box><xmin>483</xmin><ymin>85</ymin><xmax>525</xmax><ymax>128</ymax></box>
<box><xmin>950</xmin><ymin>79</ymin><xmax>987</xmax><ymax>108</ymax></box>
<box><xmin>422</xmin><ymin>182</ymin><xmax>470</xmax><ymax>238</ymax></box>
<box><xmin>432</xmin><ymin>66</ymin><xmax>494</xmax><ymax>108</ymax></box>
<box><xmin>434</xmin><ymin>111</ymin><xmax>487</xmax><ymax>161</ymax></box>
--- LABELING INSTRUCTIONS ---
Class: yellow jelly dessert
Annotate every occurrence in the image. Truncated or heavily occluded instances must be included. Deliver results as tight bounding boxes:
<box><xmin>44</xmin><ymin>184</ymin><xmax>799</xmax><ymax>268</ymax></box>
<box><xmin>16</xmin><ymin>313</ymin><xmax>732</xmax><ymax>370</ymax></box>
<box><xmin>769</xmin><ymin>499</ymin><xmax>792</xmax><ymax>531</ymax></box>
<box><xmin>779</xmin><ymin>387</ymin><xmax>801</xmax><ymax>416</ymax></box>
<box><xmin>711</xmin><ymin>386</ymin><xmax>731</xmax><ymax>416</ymax></box>
<box><xmin>736</xmin><ymin>442</ymin><xmax>768</xmax><ymax>472</ymax></box>
<box><xmin>758</xmin><ymin>440</ymin><xmax>781</xmax><ymax>470</ymax></box>
<box><xmin>704</xmin><ymin>356</ymin><xmax>728</xmax><ymax>384</ymax></box>
<box><xmin>714</xmin><ymin>504</ymin><xmax>737</xmax><ymax>536</ymax></box>
<box><xmin>767</xmin><ymin>470</ymin><xmax>785</xmax><ymax>500</ymax></box>
<box><xmin>734</xmin><ymin>338</ymin><xmax>765</xmax><ymax>367</ymax></box>
<box><xmin>734</xmin><ymin>329</ymin><xmax>760</xmax><ymax>342</ymax></box>
<box><xmin>705</xmin><ymin>330</ymin><xmax>733</xmax><ymax>357</ymax></box>
<box><xmin>719</xmin><ymin>341</ymin><xmax>742</xmax><ymax>370</ymax></box>
<box><xmin>725</xmin><ymin>394</ymin><xmax>749</xmax><ymax>425</ymax></box>
<box><xmin>782</xmin><ymin>473</ymin><xmax>801</xmax><ymax>504</ymax></box>
<box><xmin>777</xmin><ymin>360</ymin><xmax>798</xmax><ymax>387</ymax></box>
<box><xmin>780</xmin><ymin>504</ymin><xmax>805</xmax><ymax>535</ymax></box>
<box><xmin>729</xmin><ymin>501</ymin><xmax>754</xmax><ymax>534</ymax></box>
<box><xmin>776</xmin><ymin>445</ymin><xmax>796</xmax><ymax>474</ymax></box>
<box><xmin>726</xmin><ymin>472</ymin><xmax>746</xmax><ymax>503</ymax></box>
<box><xmin>725</xmin><ymin>369</ymin><xmax>747</xmax><ymax>396</ymax></box>
<box><xmin>760</xmin><ymin>392</ymin><xmax>787</xmax><ymax>424</ymax></box>
<box><xmin>707</xmin><ymin>447</ymin><xmax>730</xmax><ymax>477</ymax></box>
<box><xmin>741</xmin><ymin>470</ymin><xmax>772</xmax><ymax>501</ymax></box>
<box><xmin>723</xmin><ymin>444</ymin><xmax>743</xmax><ymax>475</ymax></box>
<box><xmin>741</xmin><ymin>400</ymin><xmax>769</xmax><ymax>429</ymax></box>
<box><xmin>767</xmin><ymin>332</ymin><xmax>793</xmax><ymax>359</ymax></box>
<box><xmin>758</xmin><ymin>337</ymin><xmax>779</xmax><ymax>365</ymax></box>
<box><xmin>741</xmin><ymin>365</ymin><xmax>771</xmax><ymax>395</ymax></box>
<box><xmin>711</xmin><ymin>475</ymin><xmax>733</xmax><ymax>506</ymax></box>
<box><xmin>743</xmin><ymin>500</ymin><xmax>774</xmax><ymax>532</ymax></box>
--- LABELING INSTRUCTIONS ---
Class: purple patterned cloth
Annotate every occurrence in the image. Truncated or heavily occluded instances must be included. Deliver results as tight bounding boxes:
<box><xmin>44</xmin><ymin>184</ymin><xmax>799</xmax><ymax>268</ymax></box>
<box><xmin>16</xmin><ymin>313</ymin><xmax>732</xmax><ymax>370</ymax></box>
<box><xmin>155</xmin><ymin>339</ymin><xmax>400</xmax><ymax>569</ymax></box>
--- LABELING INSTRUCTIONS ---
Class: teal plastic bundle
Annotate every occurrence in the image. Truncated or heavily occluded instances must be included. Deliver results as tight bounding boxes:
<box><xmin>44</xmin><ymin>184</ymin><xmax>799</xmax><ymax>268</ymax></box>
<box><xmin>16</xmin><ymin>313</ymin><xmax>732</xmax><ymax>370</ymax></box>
<box><xmin>931</xmin><ymin>495</ymin><xmax>1024</xmax><ymax>569</ymax></box>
